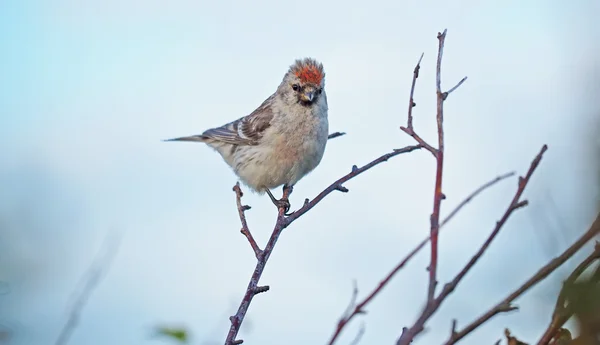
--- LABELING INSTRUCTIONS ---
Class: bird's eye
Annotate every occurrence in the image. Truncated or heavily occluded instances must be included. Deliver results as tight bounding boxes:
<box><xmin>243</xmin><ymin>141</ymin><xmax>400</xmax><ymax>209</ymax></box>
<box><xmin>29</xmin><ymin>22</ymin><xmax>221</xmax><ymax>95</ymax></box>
<box><xmin>317</xmin><ymin>88</ymin><xmax>322</xmax><ymax>94</ymax></box>
<box><xmin>292</xmin><ymin>84</ymin><xmax>300</xmax><ymax>91</ymax></box>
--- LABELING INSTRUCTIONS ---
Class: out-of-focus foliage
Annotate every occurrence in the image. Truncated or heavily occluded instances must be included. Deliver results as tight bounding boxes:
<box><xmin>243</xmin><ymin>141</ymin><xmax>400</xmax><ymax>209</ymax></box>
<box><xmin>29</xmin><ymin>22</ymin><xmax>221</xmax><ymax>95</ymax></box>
<box><xmin>504</xmin><ymin>329</ymin><xmax>529</xmax><ymax>345</ymax></box>
<box><xmin>154</xmin><ymin>326</ymin><xmax>190</xmax><ymax>344</ymax></box>
<box><xmin>564</xmin><ymin>265</ymin><xmax>600</xmax><ymax>345</ymax></box>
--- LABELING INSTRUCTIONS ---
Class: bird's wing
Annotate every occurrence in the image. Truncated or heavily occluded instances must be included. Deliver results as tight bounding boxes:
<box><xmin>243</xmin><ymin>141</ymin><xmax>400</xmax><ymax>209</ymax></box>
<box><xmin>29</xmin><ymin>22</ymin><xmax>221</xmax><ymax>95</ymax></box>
<box><xmin>201</xmin><ymin>95</ymin><xmax>275</xmax><ymax>145</ymax></box>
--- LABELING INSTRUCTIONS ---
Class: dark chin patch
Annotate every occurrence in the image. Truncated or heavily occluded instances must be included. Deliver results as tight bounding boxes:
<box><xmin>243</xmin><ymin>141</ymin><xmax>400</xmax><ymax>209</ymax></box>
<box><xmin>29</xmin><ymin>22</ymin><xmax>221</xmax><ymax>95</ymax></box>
<box><xmin>298</xmin><ymin>99</ymin><xmax>315</xmax><ymax>107</ymax></box>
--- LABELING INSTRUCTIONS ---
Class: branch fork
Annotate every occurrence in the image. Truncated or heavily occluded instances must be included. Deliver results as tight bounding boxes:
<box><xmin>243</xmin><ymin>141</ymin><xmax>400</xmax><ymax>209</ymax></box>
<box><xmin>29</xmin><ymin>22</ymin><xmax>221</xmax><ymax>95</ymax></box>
<box><xmin>225</xmin><ymin>142</ymin><xmax>421</xmax><ymax>344</ymax></box>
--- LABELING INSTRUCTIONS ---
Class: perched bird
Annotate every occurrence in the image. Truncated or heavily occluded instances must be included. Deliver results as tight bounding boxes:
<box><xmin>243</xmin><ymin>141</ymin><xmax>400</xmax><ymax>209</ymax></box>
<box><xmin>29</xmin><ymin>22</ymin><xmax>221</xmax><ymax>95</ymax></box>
<box><xmin>166</xmin><ymin>58</ymin><xmax>329</xmax><ymax>212</ymax></box>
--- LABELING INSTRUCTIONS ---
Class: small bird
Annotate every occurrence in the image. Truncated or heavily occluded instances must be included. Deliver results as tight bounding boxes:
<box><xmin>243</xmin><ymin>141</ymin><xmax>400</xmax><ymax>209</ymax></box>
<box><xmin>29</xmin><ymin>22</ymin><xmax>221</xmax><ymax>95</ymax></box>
<box><xmin>166</xmin><ymin>58</ymin><xmax>329</xmax><ymax>213</ymax></box>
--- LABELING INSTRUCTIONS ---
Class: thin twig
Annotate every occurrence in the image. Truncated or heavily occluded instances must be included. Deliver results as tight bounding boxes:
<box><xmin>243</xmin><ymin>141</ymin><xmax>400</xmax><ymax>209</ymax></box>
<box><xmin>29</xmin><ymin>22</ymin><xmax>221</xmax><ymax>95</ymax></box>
<box><xmin>284</xmin><ymin>145</ymin><xmax>423</xmax><ymax>225</ymax></box>
<box><xmin>536</xmin><ymin>242</ymin><xmax>600</xmax><ymax>345</ymax></box>
<box><xmin>397</xmin><ymin>145</ymin><xmax>547</xmax><ymax>345</ymax></box>
<box><xmin>400</xmin><ymin>53</ymin><xmax>437</xmax><ymax>157</ymax></box>
<box><xmin>233</xmin><ymin>183</ymin><xmax>262</xmax><ymax>259</ymax></box>
<box><xmin>443</xmin><ymin>77</ymin><xmax>468</xmax><ymax>100</ymax></box>
<box><xmin>341</xmin><ymin>281</ymin><xmax>360</xmax><ymax>320</ymax></box>
<box><xmin>55</xmin><ymin>230</ymin><xmax>122</xmax><ymax>345</ymax></box>
<box><xmin>444</xmin><ymin>211</ymin><xmax>600</xmax><ymax>345</ymax></box>
<box><xmin>349</xmin><ymin>322</ymin><xmax>366</xmax><ymax>345</ymax></box>
<box><xmin>328</xmin><ymin>132</ymin><xmax>347</xmax><ymax>140</ymax></box>
<box><xmin>440</xmin><ymin>172</ymin><xmax>515</xmax><ymax>227</ymax></box>
<box><xmin>406</xmin><ymin>53</ymin><xmax>424</xmax><ymax>131</ymax></box>
<box><xmin>326</xmin><ymin>172</ymin><xmax>514</xmax><ymax>345</ymax></box>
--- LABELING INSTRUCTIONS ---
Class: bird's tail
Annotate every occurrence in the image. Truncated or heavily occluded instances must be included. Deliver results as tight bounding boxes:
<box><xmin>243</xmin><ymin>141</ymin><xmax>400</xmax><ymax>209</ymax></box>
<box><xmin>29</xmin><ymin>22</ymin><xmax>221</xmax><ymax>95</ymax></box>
<box><xmin>163</xmin><ymin>135</ymin><xmax>208</xmax><ymax>143</ymax></box>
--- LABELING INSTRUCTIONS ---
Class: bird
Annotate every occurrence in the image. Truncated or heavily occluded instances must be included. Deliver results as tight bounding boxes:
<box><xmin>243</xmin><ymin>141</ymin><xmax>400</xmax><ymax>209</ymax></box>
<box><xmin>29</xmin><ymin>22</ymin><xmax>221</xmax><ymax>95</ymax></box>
<box><xmin>166</xmin><ymin>58</ymin><xmax>329</xmax><ymax>213</ymax></box>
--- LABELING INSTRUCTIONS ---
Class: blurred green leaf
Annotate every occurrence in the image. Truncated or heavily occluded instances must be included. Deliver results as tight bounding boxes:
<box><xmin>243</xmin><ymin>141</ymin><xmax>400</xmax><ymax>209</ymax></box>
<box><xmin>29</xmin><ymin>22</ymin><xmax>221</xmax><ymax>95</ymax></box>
<box><xmin>154</xmin><ymin>326</ymin><xmax>189</xmax><ymax>343</ymax></box>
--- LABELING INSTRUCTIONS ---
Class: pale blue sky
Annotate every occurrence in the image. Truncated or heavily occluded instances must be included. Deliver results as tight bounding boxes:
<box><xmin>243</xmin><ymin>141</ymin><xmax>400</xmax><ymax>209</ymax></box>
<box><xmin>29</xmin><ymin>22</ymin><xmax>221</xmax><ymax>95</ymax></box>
<box><xmin>1</xmin><ymin>1</ymin><xmax>599</xmax><ymax>344</ymax></box>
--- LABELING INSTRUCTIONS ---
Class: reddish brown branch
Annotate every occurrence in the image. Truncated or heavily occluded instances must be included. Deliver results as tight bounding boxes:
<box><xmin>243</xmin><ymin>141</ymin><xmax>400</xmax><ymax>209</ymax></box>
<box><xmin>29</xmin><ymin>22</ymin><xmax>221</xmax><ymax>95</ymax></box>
<box><xmin>226</xmin><ymin>145</ymin><xmax>421</xmax><ymax>344</ymax></box>
<box><xmin>536</xmin><ymin>242</ymin><xmax>600</xmax><ymax>345</ymax></box>
<box><xmin>225</xmin><ymin>186</ymin><xmax>292</xmax><ymax>344</ymax></box>
<box><xmin>427</xmin><ymin>28</ymin><xmax>448</xmax><ymax>303</ymax></box>
<box><xmin>402</xmin><ymin>29</ymin><xmax>467</xmax><ymax>307</ymax></box>
<box><xmin>233</xmin><ymin>183</ymin><xmax>262</xmax><ymax>259</ymax></box>
<box><xmin>396</xmin><ymin>145</ymin><xmax>547</xmax><ymax>345</ymax></box>
<box><xmin>444</xmin><ymin>210</ymin><xmax>600</xmax><ymax>345</ymax></box>
<box><xmin>326</xmin><ymin>172</ymin><xmax>514</xmax><ymax>345</ymax></box>
<box><xmin>440</xmin><ymin>172</ymin><xmax>515</xmax><ymax>227</ymax></box>
<box><xmin>284</xmin><ymin>144</ymin><xmax>423</xmax><ymax>225</ymax></box>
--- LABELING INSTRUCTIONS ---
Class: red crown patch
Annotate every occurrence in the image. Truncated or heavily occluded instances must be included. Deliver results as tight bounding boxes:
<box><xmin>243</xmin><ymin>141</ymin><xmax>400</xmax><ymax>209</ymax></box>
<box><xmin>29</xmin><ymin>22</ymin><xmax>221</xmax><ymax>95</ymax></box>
<box><xmin>294</xmin><ymin>64</ymin><xmax>323</xmax><ymax>84</ymax></box>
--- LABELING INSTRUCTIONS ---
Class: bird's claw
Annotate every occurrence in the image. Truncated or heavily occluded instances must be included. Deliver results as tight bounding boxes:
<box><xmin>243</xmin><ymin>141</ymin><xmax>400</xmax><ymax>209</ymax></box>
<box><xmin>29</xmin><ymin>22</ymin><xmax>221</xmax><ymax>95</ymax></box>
<box><xmin>265</xmin><ymin>188</ymin><xmax>292</xmax><ymax>215</ymax></box>
<box><xmin>274</xmin><ymin>199</ymin><xmax>291</xmax><ymax>215</ymax></box>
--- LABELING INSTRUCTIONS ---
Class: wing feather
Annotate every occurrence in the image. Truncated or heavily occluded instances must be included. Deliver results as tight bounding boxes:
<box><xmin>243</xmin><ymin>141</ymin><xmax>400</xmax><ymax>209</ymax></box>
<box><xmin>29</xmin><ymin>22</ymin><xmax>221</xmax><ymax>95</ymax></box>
<box><xmin>201</xmin><ymin>95</ymin><xmax>275</xmax><ymax>145</ymax></box>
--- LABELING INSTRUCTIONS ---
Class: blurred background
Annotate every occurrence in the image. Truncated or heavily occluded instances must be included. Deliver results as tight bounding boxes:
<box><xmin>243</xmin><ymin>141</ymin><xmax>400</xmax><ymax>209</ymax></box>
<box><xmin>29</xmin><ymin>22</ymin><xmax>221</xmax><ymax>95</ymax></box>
<box><xmin>1</xmin><ymin>0</ymin><xmax>599</xmax><ymax>344</ymax></box>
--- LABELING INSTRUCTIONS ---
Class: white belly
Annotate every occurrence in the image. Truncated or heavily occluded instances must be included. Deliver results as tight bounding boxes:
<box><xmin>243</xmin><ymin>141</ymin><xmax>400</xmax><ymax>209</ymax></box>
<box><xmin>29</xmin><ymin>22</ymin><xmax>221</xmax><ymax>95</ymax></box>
<box><xmin>233</xmin><ymin>116</ymin><xmax>328</xmax><ymax>191</ymax></box>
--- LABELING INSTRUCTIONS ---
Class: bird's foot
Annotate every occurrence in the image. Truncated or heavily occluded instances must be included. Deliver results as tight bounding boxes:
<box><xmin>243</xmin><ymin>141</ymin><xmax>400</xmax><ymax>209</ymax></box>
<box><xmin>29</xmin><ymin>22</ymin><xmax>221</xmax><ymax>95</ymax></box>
<box><xmin>276</xmin><ymin>199</ymin><xmax>291</xmax><ymax>215</ymax></box>
<box><xmin>266</xmin><ymin>187</ymin><xmax>292</xmax><ymax>215</ymax></box>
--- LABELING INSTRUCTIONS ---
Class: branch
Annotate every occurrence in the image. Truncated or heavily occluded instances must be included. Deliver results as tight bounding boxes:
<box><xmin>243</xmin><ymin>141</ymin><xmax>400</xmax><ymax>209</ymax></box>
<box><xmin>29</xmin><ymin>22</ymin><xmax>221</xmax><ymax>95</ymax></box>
<box><xmin>400</xmin><ymin>28</ymin><xmax>468</xmax><ymax>309</ymax></box>
<box><xmin>233</xmin><ymin>183</ymin><xmax>262</xmax><ymax>259</ymax></box>
<box><xmin>326</xmin><ymin>171</ymin><xmax>514</xmax><ymax>345</ymax></box>
<box><xmin>55</xmin><ymin>230</ymin><xmax>122</xmax><ymax>345</ymax></box>
<box><xmin>440</xmin><ymin>172</ymin><xmax>515</xmax><ymax>227</ymax></box>
<box><xmin>406</xmin><ymin>52</ymin><xmax>424</xmax><ymax>131</ymax></box>
<box><xmin>225</xmin><ymin>185</ymin><xmax>292</xmax><ymax>344</ymax></box>
<box><xmin>400</xmin><ymin>53</ymin><xmax>437</xmax><ymax>156</ymax></box>
<box><xmin>444</xmin><ymin>210</ymin><xmax>600</xmax><ymax>345</ymax></box>
<box><xmin>349</xmin><ymin>322</ymin><xmax>366</xmax><ymax>345</ymax></box>
<box><xmin>328</xmin><ymin>132</ymin><xmax>347</xmax><ymax>140</ymax></box>
<box><xmin>284</xmin><ymin>144</ymin><xmax>423</xmax><ymax>225</ymax></box>
<box><xmin>226</xmin><ymin>145</ymin><xmax>421</xmax><ymax>344</ymax></box>
<box><xmin>428</xmin><ymin>27</ymin><xmax>448</xmax><ymax>303</ymax></box>
<box><xmin>536</xmin><ymin>242</ymin><xmax>600</xmax><ymax>345</ymax></box>
<box><xmin>397</xmin><ymin>144</ymin><xmax>547</xmax><ymax>345</ymax></box>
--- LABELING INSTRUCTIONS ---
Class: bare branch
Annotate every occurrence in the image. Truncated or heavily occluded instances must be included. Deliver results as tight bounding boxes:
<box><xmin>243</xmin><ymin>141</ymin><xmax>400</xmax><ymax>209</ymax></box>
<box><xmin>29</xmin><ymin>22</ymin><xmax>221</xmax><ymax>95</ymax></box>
<box><xmin>400</xmin><ymin>29</ymin><xmax>469</xmax><ymax>308</ymax></box>
<box><xmin>55</xmin><ymin>230</ymin><xmax>122</xmax><ymax>345</ymax></box>
<box><xmin>226</xmin><ymin>143</ymin><xmax>421</xmax><ymax>344</ymax></box>
<box><xmin>400</xmin><ymin>53</ymin><xmax>437</xmax><ymax>156</ymax></box>
<box><xmin>284</xmin><ymin>144</ymin><xmax>423</xmax><ymax>225</ymax></box>
<box><xmin>397</xmin><ymin>145</ymin><xmax>547</xmax><ymax>345</ymax></box>
<box><xmin>341</xmin><ymin>281</ymin><xmax>360</xmax><ymax>320</ymax></box>
<box><xmin>443</xmin><ymin>77</ymin><xmax>468</xmax><ymax>100</ymax></box>
<box><xmin>349</xmin><ymin>322</ymin><xmax>366</xmax><ymax>345</ymax></box>
<box><xmin>233</xmin><ymin>183</ymin><xmax>262</xmax><ymax>259</ymax></box>
<box><xmin>225</xmin><ymin>185</ymin><xmax>293</xmax><ymax>344</ymax></box>
<box><xmin>326</xmin><ymin>172</ymin><xmax>514</xmax><ymax>344</ymax></box>
<box><xmin>406</xmin><ymin>52</ymin><xmax>424</xmax><ymax>131</ymax></box>
<box><xmin>444</xmin><ymin>210</ymin><xmax>600</xmax><ymax>345</ymax></box>
<box><xmin>427</xmin><ymin>28</ymin><xmax>448</xmax><ymax>303</ymax></box>
<box><xmin>440</xmin><ymin>171</ymin><xmax>515</xmax><ymax>227</ymax></box>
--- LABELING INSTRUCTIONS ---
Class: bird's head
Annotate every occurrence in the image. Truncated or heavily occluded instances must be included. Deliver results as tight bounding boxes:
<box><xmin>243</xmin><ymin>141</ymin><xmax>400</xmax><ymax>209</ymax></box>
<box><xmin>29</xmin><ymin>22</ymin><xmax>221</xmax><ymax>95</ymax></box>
<box><xmin>279</xmin><ymin>58</ymin><xmax>325</xmax><ymax>107</ymax></box>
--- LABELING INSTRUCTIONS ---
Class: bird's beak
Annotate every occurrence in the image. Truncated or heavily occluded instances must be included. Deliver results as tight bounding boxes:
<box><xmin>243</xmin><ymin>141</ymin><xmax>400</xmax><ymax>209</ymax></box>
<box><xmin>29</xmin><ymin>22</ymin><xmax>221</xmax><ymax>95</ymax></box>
<box><xmin>304</xmin><ymin>91</ymin><xmax>314</xmax><ymax>102</ymax></box>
